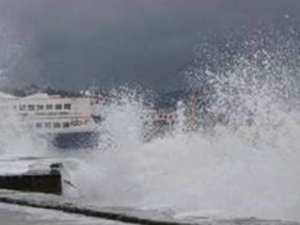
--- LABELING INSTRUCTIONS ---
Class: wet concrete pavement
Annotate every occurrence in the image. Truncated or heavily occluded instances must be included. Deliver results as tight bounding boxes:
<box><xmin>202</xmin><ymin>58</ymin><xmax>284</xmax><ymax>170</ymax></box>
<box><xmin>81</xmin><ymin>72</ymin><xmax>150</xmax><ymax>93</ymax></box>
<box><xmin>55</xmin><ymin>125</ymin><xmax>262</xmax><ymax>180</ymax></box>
<box><xmin>0</xmin><ymin>203</ymin><xmax>128</xmax><ymax>225</ymax></box>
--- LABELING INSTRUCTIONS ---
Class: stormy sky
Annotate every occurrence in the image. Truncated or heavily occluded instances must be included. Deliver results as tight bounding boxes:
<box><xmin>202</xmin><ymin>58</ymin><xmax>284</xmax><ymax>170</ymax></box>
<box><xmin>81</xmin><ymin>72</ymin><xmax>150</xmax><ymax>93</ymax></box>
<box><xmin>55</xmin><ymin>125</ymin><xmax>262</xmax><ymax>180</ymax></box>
<box><xmin>1</xmin><ymin>0</ymin><xmax>300</xmax><ymax>93</ymax></box>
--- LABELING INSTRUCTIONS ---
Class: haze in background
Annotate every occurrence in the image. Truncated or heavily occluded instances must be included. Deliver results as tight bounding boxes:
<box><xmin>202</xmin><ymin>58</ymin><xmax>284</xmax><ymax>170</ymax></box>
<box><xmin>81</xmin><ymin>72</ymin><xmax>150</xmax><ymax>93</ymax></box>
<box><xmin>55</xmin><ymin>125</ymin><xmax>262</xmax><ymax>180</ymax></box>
<box><xmin>0</xmin><ymin>0</ymin><xmax>300</xmax><ymax>92</ymax></box>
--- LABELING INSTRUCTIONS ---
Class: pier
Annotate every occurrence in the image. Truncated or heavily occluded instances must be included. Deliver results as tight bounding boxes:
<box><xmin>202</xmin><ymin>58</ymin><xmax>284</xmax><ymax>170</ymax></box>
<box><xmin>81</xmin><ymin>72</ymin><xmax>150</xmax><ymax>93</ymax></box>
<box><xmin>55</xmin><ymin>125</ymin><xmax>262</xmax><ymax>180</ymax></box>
<box><xmin>0</xmin><ymin>171</ymin><xmax>62</xmax><ymax>195</ymax></box>
<box><xmin>0</xmin><ymin>161</ymin><xmax>62</xmax><ymax>195</ymax></box>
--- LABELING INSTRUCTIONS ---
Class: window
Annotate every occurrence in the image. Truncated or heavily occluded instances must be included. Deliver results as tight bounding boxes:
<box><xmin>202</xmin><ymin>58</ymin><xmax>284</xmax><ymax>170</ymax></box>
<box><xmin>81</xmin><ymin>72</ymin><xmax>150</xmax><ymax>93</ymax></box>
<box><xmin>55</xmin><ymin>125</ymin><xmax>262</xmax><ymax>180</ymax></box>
<box><xmin>46</xmin><ymin>104</ymin><xmax>53</xmax><ymax>110</ymax></box>
<box><xmin>44</xmin><ymin>122</ymin><xmax>51</xmax><ymax>128</ymax></box>
<box><xmin>19</xmin><ymin>105</ymin><xmax>26</xmax><ymax>111</ymax></box>
<box><xmin>63</xmin><ymin>122</ymin><xmax>70</xmax><ymax>128</ymax></box>
<box><xmin>55</xmin><ymin>104</ymin><xmax>62</xmax><ymax>110</ymax></box>
<box><xmin>36</xmin><ymin>123</ymin><xmax>42</xmax><ymax>128</ymax></box>
<box><xmin>28</xmin><ymin>105</ymin><xmax>35</xmax><ymax>111</ymax></box>
<box><xmin>71</xmin><ymin>120</ymin><xmax>82</xmax><ymax>126</ymax></box>
<box><xmin>53</xmin><ymin>122</ymin><xmax>61</xmax><ymax>128</ymax></box>
<box><xmin>64</xmin><ymin>103</ymin><xmax>71</xmax><ymax>110</ymax></box>
<box><xmin>36</xmin><ymin>105</ymin><xmax>44</xmax><ymax>110</ymax></box>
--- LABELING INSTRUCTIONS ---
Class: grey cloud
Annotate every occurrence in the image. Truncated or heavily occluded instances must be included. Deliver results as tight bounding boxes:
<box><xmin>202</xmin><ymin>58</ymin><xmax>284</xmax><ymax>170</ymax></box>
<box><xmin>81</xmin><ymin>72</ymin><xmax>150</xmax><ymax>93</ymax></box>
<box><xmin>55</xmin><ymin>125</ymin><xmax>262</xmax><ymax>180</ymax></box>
<box><xmin>0</xmin><ymin>0</ymin><xmax>300</xmax><ymax>92</ymax></box>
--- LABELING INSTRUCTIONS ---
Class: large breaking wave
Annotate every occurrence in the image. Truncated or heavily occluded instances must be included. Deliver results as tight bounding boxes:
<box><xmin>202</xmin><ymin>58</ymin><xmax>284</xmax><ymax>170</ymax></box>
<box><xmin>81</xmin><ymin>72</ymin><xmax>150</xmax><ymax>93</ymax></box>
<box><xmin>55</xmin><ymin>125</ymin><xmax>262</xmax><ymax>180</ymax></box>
<box><xmin>65</xmin><ymin>27</ymin><xmax>300</xmax><ymax>221</ymax></box>
<box><xmin>1</xmin><ymin>24</ymin><xmax>300</xmax><ymax>222</ymax></box>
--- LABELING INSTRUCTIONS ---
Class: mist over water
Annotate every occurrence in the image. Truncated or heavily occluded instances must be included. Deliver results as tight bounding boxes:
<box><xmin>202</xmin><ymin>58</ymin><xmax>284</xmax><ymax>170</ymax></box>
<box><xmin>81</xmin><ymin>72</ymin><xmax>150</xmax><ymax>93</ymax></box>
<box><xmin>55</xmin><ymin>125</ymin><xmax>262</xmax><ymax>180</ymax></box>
<box><xmin>0</xmin><ymin>23</ymin><xmax>48</xmax><ymax>159</ymax></box>
<box><xmin>0</xmin><ymin>22</ymin><xmax>26</xmax><ymax>88</ymax></box>
<box><xmin>0</xmin><ymin>114</ymin><xmax>49</xmax><ymax>158</ymax></box>
<box><xmin>1</xmin><ymin>26</ymin><xmax>300</xmax><ymax>222</ymax></box>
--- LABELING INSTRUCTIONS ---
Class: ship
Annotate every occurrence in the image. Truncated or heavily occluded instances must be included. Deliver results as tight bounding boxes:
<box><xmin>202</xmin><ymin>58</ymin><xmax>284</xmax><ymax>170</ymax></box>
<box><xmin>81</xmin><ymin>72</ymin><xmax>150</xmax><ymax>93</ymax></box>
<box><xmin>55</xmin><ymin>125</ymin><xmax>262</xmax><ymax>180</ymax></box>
<box><xmin>0</xmin><ymin>90</ymin><xmax>103</xmax><ymax>149</ymax></box>
<box><xmin>0</xmin><ymin>86</ymin><xmax>206</xmax><ymax>147</ymax></box>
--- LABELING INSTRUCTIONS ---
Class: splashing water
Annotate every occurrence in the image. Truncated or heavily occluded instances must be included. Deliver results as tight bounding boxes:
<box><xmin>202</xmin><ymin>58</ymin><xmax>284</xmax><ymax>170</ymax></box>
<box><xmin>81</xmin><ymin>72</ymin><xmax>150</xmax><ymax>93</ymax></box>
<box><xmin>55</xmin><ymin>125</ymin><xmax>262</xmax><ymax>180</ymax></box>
<box><xmin>0</xmin><ymin>113</ymin><xmax>45</xmax><ymax>158</ymax></box>
<box><xmin>0</xmin><ymin>24</ymin><xmax>49</xmax><ymax>159</ymax></box>
<box><xmin>1</xmin><ymin>25</ymin><xmax>300</xmax><ymax>222</ymax></box>
<box><xmin>65</xmin><ymin>30</ymin><xmax>300</xmax><ymax>222</ymax></box>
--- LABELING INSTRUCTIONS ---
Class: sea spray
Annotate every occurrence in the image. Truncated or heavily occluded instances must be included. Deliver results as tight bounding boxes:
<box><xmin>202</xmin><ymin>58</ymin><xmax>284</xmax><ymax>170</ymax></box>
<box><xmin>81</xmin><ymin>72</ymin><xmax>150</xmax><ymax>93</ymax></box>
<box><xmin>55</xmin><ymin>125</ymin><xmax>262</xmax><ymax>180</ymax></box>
<box><xmin>66</xmin><ymin>90</ymin><xmax>150</xmax><ymax>205</ymax></box>
<box><xmin>0</xmin><ymin>23</ymin><xmax>299</xmax><ymax>221</ymax></box>
<box><xmin>0</xmin><ymin>22</ymin><xmax>26</xmax><ymax>88</ymax></box>
<box><xmin>66</xmin><ymin>29</ymin><xmax>300</xmax><ymax>221</ymax></box>
<box><xmin>0</xmin><ymin>25</ymin><xmax>49</xmax><ymax>158</ymax></box>
<box><xmin>0</xmin><ymin>111</ymin><xmax>50</xmax><ymax>158</ymax></box>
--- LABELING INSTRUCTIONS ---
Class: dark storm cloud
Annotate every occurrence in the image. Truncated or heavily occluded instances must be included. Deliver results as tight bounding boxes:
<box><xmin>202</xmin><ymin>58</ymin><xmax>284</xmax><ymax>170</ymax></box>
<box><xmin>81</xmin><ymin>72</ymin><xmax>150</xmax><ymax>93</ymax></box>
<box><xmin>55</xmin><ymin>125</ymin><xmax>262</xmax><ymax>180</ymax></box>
<box><xmin>1</xmin><ymin>0</ymin><xmax>300</xmax><ymax>92</ymax></box>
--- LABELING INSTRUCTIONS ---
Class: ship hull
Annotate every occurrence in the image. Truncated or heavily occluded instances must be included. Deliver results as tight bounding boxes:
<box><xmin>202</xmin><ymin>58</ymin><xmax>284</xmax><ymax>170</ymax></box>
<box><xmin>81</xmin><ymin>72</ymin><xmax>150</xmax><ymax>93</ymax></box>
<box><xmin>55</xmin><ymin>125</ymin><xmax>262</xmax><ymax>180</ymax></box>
<box><xmin>51</xmin><ymin>132</ymin><xmax>99</xmax><ymax>149</ymax></box>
